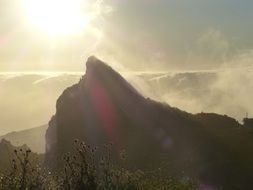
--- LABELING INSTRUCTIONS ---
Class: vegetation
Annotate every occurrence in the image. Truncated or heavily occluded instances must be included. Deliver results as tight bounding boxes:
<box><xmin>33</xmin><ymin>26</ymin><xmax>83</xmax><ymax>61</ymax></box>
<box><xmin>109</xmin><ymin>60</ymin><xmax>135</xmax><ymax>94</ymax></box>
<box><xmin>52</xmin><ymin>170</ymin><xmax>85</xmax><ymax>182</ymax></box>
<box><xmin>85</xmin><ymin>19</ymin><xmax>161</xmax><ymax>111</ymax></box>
<box><xmin>0</xmin><ymin>140</ymin><xmax>197</xmax><ymax>190</ymax></box>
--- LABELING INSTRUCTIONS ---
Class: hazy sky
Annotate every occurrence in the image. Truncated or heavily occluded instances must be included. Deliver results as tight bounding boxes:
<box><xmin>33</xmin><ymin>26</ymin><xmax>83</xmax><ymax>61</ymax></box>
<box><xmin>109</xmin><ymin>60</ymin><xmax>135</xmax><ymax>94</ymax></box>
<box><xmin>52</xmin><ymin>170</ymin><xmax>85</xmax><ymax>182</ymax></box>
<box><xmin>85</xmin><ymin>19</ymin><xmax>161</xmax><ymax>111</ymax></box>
<box><xmin>1</xmin><ymin>0</ymin><xmax>253</xmax><ymax>134</ymax></box>
<box><xmin>1</xmin><ymin>0</ymin><xmax>253</xmax><ymax>71</ymax></box>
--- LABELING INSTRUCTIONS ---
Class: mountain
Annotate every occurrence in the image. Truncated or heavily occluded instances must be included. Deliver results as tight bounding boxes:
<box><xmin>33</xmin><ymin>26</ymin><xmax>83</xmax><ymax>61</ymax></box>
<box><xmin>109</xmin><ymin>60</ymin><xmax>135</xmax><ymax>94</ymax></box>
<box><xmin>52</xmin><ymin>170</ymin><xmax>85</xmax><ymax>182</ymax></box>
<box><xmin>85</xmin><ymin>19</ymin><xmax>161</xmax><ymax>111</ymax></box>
<box><xmin>0</xmin><ymin>139</ymin><xmax>26</xmax><ymax>172</ymax></box>
<box><xmin>45</xmin><ymin>56</ymin><xmax>253</xmax><ymax>189</ymax></box>
<box><xmin>0</xmin><ymin>125</ymin><xmax>47</xmax><ymax>153</ymax></box>
<box><xmin>0</xmin><ymin>139</ymin><xmax>43</xmax><ymax>173</ymax></box>
<box><xmin>1</xmin><ymin>69</ymin><xmax>252</xmax><ymax>134</ymax></box>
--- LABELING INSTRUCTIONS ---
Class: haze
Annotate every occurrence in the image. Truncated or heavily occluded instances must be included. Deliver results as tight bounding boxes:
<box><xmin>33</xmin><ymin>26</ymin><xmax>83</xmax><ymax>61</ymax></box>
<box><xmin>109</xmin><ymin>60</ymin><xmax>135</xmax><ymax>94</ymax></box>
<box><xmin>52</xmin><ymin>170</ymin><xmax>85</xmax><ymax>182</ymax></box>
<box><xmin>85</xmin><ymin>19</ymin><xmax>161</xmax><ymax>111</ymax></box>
<box><xmin>1</xmin><ymin>0</ymin><xmax>253</xmax><ymax>134</ymax></box>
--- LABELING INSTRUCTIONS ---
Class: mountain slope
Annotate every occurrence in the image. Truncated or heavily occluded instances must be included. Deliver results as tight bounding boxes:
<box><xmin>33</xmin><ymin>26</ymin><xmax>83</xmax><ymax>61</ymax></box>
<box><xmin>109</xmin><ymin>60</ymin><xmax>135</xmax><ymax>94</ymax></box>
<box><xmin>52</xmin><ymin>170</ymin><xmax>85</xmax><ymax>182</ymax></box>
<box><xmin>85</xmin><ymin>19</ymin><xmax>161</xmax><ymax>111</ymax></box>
<box><xmin>0</xmin><ymin>125</ymin><xmax>47</xmax><ymax>153</ymax></box>
<box><xmin>0</xmin><ymin>139</ymin><xmax>43</xmax><ymax>172</ymax></box>
<box><xmin>45</xmin><ymin>56</ymin><xmax>253</xmax><ymax>189</ymax></box>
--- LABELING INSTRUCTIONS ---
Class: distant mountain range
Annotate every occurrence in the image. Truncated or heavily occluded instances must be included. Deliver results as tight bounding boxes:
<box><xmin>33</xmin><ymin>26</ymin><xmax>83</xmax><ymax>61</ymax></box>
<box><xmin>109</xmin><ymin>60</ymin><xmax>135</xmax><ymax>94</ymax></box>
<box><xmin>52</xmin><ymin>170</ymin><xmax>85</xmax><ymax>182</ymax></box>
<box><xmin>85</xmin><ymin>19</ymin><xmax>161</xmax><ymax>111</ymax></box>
<box><xmin>44</xmin><ymin>56</ymin><xmax>253</xmax><ymax>189</ymax></box>
<box><xmin>0</xmin><ymin>125</ymin><xmax>47</xmax><ymax>153</ymax></box>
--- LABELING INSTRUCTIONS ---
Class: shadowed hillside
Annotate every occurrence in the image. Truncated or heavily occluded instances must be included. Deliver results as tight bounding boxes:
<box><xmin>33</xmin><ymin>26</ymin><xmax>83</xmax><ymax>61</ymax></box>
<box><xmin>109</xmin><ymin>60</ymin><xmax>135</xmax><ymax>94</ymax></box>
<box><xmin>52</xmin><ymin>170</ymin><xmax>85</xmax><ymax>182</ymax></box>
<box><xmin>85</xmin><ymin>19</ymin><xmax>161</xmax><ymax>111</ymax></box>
<box><xmin>44</xmin><ymin>56</ymin><xmax>253</xmax><ymax>189</ymax></box>
<box><xmin>0</xmin><ymin>125</ymin><xmax>47</xmax><ymax>153</ymax></box>
<box><xmin>0</xmin><ymin>139</ymin><xmax>42</xmax><ymax>172</ymax></box>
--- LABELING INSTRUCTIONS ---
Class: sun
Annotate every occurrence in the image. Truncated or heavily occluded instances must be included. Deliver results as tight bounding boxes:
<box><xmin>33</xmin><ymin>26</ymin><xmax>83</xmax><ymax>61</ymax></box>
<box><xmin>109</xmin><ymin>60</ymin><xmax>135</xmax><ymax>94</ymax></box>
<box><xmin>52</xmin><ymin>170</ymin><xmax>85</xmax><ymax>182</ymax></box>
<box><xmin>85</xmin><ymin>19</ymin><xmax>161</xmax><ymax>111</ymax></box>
<box><xmin>22</xmin><ymin>0</ymin><xmax>93</xmax><ymax>36</ymax></box>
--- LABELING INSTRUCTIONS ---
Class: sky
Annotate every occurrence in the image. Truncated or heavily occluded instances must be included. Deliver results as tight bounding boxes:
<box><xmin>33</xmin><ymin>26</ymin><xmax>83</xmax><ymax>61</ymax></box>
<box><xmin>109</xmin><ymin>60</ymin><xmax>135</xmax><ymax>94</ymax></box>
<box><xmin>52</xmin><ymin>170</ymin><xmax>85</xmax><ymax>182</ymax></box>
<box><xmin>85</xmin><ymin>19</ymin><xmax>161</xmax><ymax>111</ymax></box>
<box><xmin>1</xmin><ymin>0</ymin><xmax>253</xmax><ymax>71</ymax></box>
<box><xmin>1</xmin><ymin>0</ymin><xmax>253</xmax><ymax>134</ymax></box>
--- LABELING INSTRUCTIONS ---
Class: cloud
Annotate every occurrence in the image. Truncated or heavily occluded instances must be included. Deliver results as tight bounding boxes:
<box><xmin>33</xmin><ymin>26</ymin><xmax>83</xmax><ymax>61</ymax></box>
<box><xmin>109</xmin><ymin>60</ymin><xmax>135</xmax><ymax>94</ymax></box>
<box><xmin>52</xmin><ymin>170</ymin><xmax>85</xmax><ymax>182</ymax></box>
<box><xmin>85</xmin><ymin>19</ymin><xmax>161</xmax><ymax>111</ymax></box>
<box><xmin>123</xmin><ymin>50</ymin><xmax>253</xmax><ymax>122</ymax></box>
<box><xmin>196</xmin><ymin>28</ymin><xmax>230</xmax><ymax>60</ymax></box>
<box><xmin>186</xmin><ymin>28</ymin><xmax>231</xmax><ymax>68</ymax></box>
<box><xmin>0</xmin><ymin>73</ymin><xmax>80</xmax><ymax>135</ymax></box>
<box><xmin>1</xmin><ymin>56</ymin><xmax>253</xmax><ymax>135</ymax></box>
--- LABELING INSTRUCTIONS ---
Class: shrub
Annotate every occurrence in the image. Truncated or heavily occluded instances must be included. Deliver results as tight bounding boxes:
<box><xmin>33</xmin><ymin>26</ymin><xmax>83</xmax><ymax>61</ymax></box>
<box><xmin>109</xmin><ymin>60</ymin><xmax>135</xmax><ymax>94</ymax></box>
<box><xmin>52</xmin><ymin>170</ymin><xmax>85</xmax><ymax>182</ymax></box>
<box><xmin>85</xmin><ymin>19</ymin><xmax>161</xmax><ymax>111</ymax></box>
<box><xmin>0</xmin><ymin>148</ymin><xmax>47</xmax><ymax>190</ymax></box>
<box><xmin>0</xmin><ymin>140</ymin><xmax>197</xmax><ymax>190</ymax></box>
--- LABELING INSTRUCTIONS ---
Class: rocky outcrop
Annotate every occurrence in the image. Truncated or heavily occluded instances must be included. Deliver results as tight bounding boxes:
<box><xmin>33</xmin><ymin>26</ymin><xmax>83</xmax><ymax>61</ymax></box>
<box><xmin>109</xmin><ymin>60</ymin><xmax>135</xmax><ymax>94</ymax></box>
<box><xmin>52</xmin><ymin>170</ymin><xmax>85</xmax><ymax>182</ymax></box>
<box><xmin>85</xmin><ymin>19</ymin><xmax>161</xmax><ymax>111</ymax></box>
<box><xmin>45</xmin><ymin>56</ymin><xmax>199</xmax><ymax>167</ymax></box>
<box><xmin>45</xmin><ymin>56</ymin><xmax>253</xmax><ymax>189</ymax></box>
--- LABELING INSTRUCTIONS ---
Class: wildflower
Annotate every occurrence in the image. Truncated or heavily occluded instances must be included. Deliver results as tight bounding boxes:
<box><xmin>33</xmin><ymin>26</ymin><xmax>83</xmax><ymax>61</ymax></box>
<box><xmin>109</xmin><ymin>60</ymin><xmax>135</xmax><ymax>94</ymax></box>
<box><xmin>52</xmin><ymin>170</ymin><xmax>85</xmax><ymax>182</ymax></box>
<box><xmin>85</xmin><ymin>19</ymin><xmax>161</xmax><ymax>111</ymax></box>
<box><xmin>26</xmin><ymin>149</ymin><xmax>31</xmax><ymax>153</ymax></box>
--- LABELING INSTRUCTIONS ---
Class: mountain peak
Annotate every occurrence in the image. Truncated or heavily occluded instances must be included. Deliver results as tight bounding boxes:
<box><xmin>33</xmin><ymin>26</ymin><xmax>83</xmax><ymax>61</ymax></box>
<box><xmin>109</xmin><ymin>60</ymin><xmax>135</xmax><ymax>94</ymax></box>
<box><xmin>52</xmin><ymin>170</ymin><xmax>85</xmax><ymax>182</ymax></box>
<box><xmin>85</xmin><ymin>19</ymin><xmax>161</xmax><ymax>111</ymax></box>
<box><xmin>85</xmin><ymin>56</ymin><xmax>113</xmax><ymax>83</ymax></box>
<box><xmin>86</xmin><ymin>55</ymin><xmax>100</xmax><ymax>68</ymax></box>
<box><xmin>45</xmin><ymin>57</ymin><xmax>253</xmax><ymax>189</ymax></box>
<box><xmin>86</xmin><ymin>56</ymin><xmax>110</xmax><ymax>74</ymax></box>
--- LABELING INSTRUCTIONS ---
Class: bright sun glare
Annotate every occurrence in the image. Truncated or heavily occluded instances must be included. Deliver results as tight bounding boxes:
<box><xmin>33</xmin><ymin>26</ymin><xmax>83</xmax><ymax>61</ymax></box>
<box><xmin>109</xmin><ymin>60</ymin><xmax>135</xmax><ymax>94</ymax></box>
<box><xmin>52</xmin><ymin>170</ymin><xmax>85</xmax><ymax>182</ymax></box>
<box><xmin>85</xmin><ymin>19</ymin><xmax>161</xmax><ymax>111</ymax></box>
<box><xmin>22</xmin><ymin>0</ymin><xmax>93</xmax><ymax>36</ymax></box>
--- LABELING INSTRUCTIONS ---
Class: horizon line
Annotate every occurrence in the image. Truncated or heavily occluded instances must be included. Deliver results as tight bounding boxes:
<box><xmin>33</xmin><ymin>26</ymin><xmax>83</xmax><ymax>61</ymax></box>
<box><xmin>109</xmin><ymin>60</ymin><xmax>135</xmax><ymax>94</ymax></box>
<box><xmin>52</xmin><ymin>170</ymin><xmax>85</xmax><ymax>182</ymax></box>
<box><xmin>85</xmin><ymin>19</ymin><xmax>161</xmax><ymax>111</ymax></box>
<box><xmin>0</xmin><ymin>69</ymin><xmax>222</xmax><ymax>75</ymax></box>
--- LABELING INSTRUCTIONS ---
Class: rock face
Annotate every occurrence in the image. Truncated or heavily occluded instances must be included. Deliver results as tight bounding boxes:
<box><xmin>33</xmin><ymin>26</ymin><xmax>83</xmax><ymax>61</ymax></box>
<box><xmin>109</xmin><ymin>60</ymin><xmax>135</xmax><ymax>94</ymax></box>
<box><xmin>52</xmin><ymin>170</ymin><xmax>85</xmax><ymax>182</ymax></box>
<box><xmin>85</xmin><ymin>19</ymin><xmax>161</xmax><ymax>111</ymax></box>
<box><xmin>45</xmin><ymin>56</ymin><xmax>253</xmax><ymax>189</ymax></box>
<box><xmin>45</xmin><ymin>56</ymin><xmax>194</xmax><ymax>167</ymax></box>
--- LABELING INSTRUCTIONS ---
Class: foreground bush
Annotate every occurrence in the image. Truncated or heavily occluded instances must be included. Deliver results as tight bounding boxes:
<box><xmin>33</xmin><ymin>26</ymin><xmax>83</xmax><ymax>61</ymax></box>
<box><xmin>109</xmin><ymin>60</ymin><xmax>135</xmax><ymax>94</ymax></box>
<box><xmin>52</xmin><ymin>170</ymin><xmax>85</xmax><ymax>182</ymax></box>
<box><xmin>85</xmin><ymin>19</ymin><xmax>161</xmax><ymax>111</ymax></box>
<box><xmin>0</xmin><ymin>140</ymin><xmax>197</xmax><ymax>190</ymax></box>
<box><xmin>0</xmin><ymin>148</ymin><xmax>46</xmax><ymax>190</ymax></box>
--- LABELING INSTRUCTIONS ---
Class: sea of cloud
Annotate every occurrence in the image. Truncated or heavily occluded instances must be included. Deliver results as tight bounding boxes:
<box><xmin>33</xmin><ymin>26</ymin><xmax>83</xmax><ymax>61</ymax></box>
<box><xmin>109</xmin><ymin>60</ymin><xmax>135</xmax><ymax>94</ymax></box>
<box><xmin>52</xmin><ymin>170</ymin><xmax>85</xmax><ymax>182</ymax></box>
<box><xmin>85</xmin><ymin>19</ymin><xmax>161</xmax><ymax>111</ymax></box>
<box><xmin>1</xmin><ymin>61</ymin><xmax>253</xmax><ymax>135</ymax></box>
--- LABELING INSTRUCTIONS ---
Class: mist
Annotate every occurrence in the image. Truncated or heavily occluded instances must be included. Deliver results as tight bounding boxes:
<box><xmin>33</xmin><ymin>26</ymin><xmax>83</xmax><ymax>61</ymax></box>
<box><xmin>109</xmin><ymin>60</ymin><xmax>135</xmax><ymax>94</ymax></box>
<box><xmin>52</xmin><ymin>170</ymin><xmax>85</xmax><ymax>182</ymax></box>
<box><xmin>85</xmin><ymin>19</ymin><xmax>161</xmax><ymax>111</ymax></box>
<box><xmin>0</xmin><ymin>73</ymin><xmax>81</xmax><ymax>135</ymax></box>
<box><xmin>1</xmin><ymin>58</ymin><xmax>253</xmax><ymax>135</ymax></box>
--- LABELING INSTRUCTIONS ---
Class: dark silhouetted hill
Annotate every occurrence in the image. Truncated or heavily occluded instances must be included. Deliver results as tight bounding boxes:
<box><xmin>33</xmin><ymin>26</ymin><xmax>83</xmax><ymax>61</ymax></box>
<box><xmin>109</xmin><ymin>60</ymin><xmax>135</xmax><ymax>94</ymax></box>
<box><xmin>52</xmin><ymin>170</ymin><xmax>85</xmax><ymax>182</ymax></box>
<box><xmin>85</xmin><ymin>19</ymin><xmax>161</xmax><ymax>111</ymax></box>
<box><xmin>243</xmin><ymin>118</ymin><xmax>253</xmax><ymax>128</ymax></box>
<box><xmin>45</xmin><ymin>56</ymin><xmax>253</xmax><ymax>189</ymax></box>
<box><xmin>0</xmin><ymin>139</ymin><xmax>42</xmax><ymax>172</ymax></box>
<box><xmin>0</xmin><ymin>125</ymin><xmax>47</xmax><ymax>153</ymax></box>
